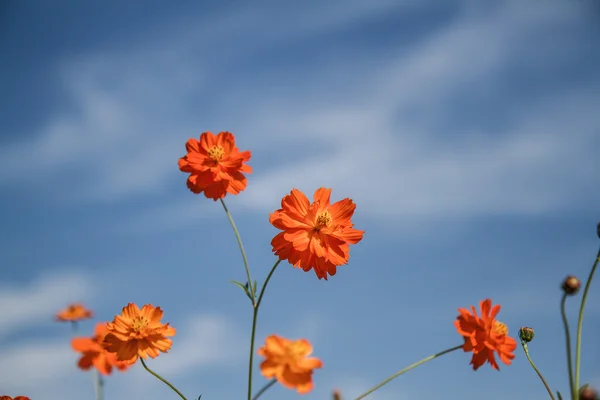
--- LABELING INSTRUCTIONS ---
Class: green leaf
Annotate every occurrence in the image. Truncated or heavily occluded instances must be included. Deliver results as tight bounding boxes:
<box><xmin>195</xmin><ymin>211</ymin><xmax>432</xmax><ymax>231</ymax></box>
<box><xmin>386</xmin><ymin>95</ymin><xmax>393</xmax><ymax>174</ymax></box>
<box><xmin>197</xmin><ymin>395</ymin><xmax>202</xmax><ymax>400</ymax></box>
<box><xmin>253</xmin><ymin>280</ymin><xmax>258</xmax><ymax>297</ymax></box>
<box><xmin>230</xmin><ymin>280</ymin><xmax>250</xmax><ymax>294</ymax></box>
<box><xmin>230</xmin><ymin>280</ymin><xmax>254</xmax><ymax>302</ymax></box>
<box><xmin>579</xmin><ymin>383</ymin><xmax>590</xmax><ymax>394</ymax></box>
<box><xmin>556</xmin><ymin>391</ymin><xmax>563</xmax><ymax>400</ymax></box>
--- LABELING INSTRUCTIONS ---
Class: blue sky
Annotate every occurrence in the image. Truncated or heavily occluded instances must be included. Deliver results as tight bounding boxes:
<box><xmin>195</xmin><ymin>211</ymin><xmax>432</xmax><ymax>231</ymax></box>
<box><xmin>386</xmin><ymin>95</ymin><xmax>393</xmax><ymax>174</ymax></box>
<box><xmin>1</xmin><ymin>0</ymin><xmax>599</xmax><ymax>399</ymax></box>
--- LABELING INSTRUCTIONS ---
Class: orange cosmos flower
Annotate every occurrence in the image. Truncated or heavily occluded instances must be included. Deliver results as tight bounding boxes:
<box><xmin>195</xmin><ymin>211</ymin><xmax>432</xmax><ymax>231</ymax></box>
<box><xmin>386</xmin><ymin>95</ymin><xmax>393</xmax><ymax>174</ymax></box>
<box><xmin>72</xmin><ymin>322</ymin><xmax>130</xmax><ymax>375</ymax></box>
<box><xmin>454</xmin><ymin>298</ymin><xmax>517</xmax><ymax>370</ymax></box>
<box><xmin>103</xmin><ymin>303</ymin><xmax>176</xmax><ymax>364</ymax></box>
<box><xmin>55</xmin><ymin>303</ymin><xmax>93</xmax><ymax>322</ymax></box>
<box><xmin>178</xmin><ymin>131</ymin><xmax>252</xmax><ymax>200</ymax></box>
<box><xmin>0</xmin><ymin>397</ymin><xmax>30</xmax><ymax>400</ymax></box>
<box><xmin>257</xmin><ymin>335</ymin><xmax>323</xmax><ymax>394</ymax></box>
<box><xmin>269</xmin><ymin>187</ymin><xmax>364</xmax><ymax>280</ymax></box>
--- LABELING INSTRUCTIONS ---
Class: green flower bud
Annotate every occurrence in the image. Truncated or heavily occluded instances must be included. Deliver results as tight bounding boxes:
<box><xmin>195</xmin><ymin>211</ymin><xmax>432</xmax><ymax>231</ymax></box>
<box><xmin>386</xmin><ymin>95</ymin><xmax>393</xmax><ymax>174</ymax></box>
<box><xmin>519</xmin><ymin>327</ymin><xmax>535</xmax><ymax>343</ymax></box>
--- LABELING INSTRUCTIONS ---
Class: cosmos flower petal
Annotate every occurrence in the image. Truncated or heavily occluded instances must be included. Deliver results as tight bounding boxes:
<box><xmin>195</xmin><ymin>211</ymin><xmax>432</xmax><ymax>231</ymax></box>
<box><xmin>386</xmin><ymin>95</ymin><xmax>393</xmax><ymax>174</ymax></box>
<box><xmin>269</xmin><ymin>188</ymin><xmax>363</xmax><ymax>280</ymax></box>
<box><xmin>55</xmin><ymin>303</ymin><xmax>93</xmax><ymax>322</ymax></box>
<box><xmin>104</xmin><ymin>303</ymin><xmax>176</xmax><ymax>365</ymax></box>
<box><xmin>454</xmin><ymin>299</ymin><xmax>516</xmax><ymax>371</ymax></box>
<box><xmin>72</xmin><ymin>323</ymin><xmax>130</xmax><ymax>376</ymax></box>
<box><xmin>179</xmin><ymin>131</ymin><xmax>251</xmax><ymax>200</ymax></box>
<box><xmin>258</xmin><ymin>335</ymin><xmax>322</xmax><ymax>394</ymax></box>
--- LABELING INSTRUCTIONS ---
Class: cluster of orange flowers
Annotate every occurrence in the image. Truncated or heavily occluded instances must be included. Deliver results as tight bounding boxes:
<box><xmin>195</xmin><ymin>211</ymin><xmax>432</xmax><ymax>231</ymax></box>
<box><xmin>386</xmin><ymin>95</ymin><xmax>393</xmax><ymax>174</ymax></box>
<box><xmin>36</xmin><ymin>131</ymin><xmax>523</xmax><ymax>400</ymax></box>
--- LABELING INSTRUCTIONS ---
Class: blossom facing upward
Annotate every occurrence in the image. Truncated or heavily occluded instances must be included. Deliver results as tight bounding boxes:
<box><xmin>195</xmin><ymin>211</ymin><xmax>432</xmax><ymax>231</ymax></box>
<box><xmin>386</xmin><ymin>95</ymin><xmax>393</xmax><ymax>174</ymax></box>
<box><xmin>257</xmin><ymin>335</ymin><xmax>323</xmax><ymax>394</ymax></box>
<box><xmin>55</xmin><ymin>303</ymin><xmax>93</xmax><ymax>322</ymax></box>
<box><xmin>72</xmin><ymin>322</ymin><xmax>130</xmax><ymax>375</ymax></box>
<box><xmin>178</xmin><ymin>131</ymin><xmax>252</xmax><ymax>200</ymax></box>
<box><xmin>269</xmin><ymin>188</ymin><xmax>364</xmax><ymax>280</ymax></box>
<box><xmin>454</xmin><ymin>299</ymin><xmax>517</xmax><ymax>370</ymax></box>
<box><xmin>103</xmin><ymin>303</ymin><xmax>176</xmax><ymax>365</ymax></box>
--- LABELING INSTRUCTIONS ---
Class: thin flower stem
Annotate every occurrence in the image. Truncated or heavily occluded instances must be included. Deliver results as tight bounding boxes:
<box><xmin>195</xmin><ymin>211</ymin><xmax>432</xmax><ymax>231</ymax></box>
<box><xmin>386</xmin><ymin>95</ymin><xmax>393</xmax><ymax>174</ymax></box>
<box><xmin>72</xmin><ymin>321</ymin><xmax>102</xmax><ymax>400</ymax></box>
<box><xmin>560</xmin><ymin>293</ymin><xmax>576</xmax><ymax>400</ymax></box>
<box><xmin>252</xmin><ymin>379</ymin><xmax>277</xmax><ymax>400</ymax></box>
<box><xmin>257</xmin><ymin>260</ymin><xmax>282</xmax><ymax>308</ymax></box>
<box><xmin>91</xmin><ymin>370</ymin><xmax>104</xmax><ymax>400</ymax></box>
<box><xmin>574</xmin><ymin>246</ymin><xmax>600</xmax><ymax>396</ymax></box>
<box><xmin>247</xmin><ymin>260</ymin><xmax>282</xmax><ymax>400</ymax></box>
<box><xmin>353</xmin><ymin>344</ymin><xmax>463</xmax><ymax>400</ymax></box>
<box><xmin>220</xmin><ymin>198</ymin><xmax>256</xmax><ymax>303</ymax></box>
<box><xmin>97</xmin><ymin>374</ymin><xmax>104</xmax><ymax>400</ymax></box>
<box><xmin>140</xmin><ymin>357</ymin><xmax>188</xmax><ymax>400</ymax></box>
<box><xmin>521</xmin><ymin>340</ymin><xmax>557</xmax><ymax>400</ymax></box>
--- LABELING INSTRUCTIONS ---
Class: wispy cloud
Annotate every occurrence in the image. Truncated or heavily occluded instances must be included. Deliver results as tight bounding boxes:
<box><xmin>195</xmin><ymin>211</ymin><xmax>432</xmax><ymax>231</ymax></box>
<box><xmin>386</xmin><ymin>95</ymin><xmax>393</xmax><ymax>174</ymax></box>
<box><xmin>146</xmin><ymin>314</ymin><xmax>246</xmax><ymax>376</ymax></box>
<box><xmin>2</xmin><ymin>0</ymin><xmax>596</xmax><ymax>229</ymax></box>
<box><xmin>2</xmin><ymin>0</ymin><xmax>597</xmax><ymax>229</ymax></box>
<box><xmin>0</xmin><ymin>339</ymin><xmax>77</xmax><ymax>393</ymax></box>
<box><xmin>0</xmin><ymin>271</ymin><xmax>96</xmax><ymax>338</ymax></box>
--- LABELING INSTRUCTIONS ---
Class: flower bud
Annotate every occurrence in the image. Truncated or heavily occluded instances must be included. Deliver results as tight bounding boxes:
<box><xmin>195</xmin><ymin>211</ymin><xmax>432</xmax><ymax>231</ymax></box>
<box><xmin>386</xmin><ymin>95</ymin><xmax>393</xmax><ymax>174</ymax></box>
<box><xmin>580</xmin><ymin>385</ymin><xmax>598</xmax><ymax>400</ymax></box>
<box><xmin>562</xmin><ymin>276</ymin><xmax>581</xmax><ymax>295</ymax></box>
<box><xmin>519</xmin><ymin>327</ymin><xmax>535</xmax><ymax>343</ymax></box>
<box><xmin>597</xmin><ymin>222</ymin><xmax>600</xmax><ymax>239</ymax></box>
<box><xmin>332</xmin><ymin>389</ymin><xmax>342</xmax><ymax>400</ymax></box>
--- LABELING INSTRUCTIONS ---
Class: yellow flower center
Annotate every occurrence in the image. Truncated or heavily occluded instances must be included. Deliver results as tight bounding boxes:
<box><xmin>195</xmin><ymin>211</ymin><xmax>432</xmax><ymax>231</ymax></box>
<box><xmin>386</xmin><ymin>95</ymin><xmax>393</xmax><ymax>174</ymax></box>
<box><xmin>131</xmin><ymin>316</ymin><xmax>149</xmax><ymax>332</ymax></box>
<box><xmin>314</xmin><ymin>210</ymin><xmax>332</xmax><ymax>231</ymax></box>
<box><xmin>207</xmin><ymin>145</ymin><xmax>225</xmax><ymax>161</ymax></box>
<box><xmin>493</xmin><ymin>320</ymin><xmax>508</xmax><ymax>335</ymax></box>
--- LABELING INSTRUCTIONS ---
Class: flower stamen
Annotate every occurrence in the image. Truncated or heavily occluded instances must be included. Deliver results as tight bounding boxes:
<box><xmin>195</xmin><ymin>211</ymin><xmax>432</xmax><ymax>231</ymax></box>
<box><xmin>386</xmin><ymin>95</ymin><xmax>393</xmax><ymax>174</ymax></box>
<box><xmin>314</xmin><ymin>210</ymin><xmax>332</xmax><ymax>231</ymax></box>
<box><xmin>131</xmin><ymin>316</ymin><xmax>149</xmax><ymax>332</ymax></box>
<box><xmin>207</xmin><ymin>145</ymin><xmax>225</xmax><ymax>161</ymax></box>
<box><xmin>493</xmin><ymin>320</ymin><xmax>508</xmax><ymax>336</ymax></box>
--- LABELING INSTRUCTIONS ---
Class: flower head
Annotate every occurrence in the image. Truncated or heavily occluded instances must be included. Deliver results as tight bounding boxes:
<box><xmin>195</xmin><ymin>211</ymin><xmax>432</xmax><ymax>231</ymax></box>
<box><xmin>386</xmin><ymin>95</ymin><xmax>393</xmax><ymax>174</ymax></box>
<box><xmin>104</xmin><ymin>303</ymin><xmax>176</xmax><ymax>364</ymax></box>
<box><xmin>72</xmin><ymin>322</ymin><xmax>130</xmax><ymax>375</ymax></box>
<box><xmin>454</xmin><ymin>298</ymin><xmax>517</xmax><ymax>370</ymax></box>
<box><xmin>257</xmin><ymin>335</ymin><xmax>323</xmax><ymax>394</ymax></box>
<box><xmin>178</xmin><ymin>131</ymin><xmax>252</xmax><ymax>200</ymax></box>
<box><xmin>562</xmin><ymin>275</ymin><xmax>581</xmax><ymax>295</ymax></box>
<box><xmin>269</xmin><ymin>188</ymin><xmax>364</xmax><ymax>280</ymax></box>
<box><xmin>580</xmin><ymin>385</ymin><xmax>598</xmax><ymax>400</ymax></box>
<box><xmin>518</xmin><ymin>326</ymin><xmax>535</xmax><ymax>343</ymax></box>
<box><xmin>55</xmin><ymin>303</ymin><xmax>93</xmax><ymax>322</ymax></box>
<box><xmin>0</xmin><ymin>396</ymin><xmax>30</xmax><ymax>400</ymax></box>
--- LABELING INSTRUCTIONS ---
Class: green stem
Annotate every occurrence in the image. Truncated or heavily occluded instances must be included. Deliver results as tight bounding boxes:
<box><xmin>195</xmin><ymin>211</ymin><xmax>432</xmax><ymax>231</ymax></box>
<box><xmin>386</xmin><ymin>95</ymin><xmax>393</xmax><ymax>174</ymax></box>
<box><xmin>220</xmin><ymin>198</ymin><xmax>256</xmax><ymax>303</ymax></box>
<box><xmin>140</xmin><ymin>357</ymin><xmax>188</xmax><ymax>400</ymax></box>
<box><xmin>353</xmin><ymin>344</ymin><xmax>463</xmax><ymax>400</ymax></box>
<box><xmin>247</xmin><ymin>260</ymin><xmax>281</xmax><ymax>400</ymax></box>
<box><xmin>521</xmin><ymin>340</ymin><xmax>557</xmax><ymax>400</ymax></box>
<box><xmin>560</xmin><ymin>293</ymin><xmax>576</xmax><ymax>400</ymax></box>
<box><xmin>72</xmin><ymin>321</ymin><xmax>102</xmax><ymax>400</ymax></box>
<box><xmin>92</xmin><ymin>371</ymin><xmax>104</xmax><ymax>400</ymax></box>
<box><xmin>574</xmin><ymin>246</ymin><xmax>600</xmax><ymax>395</ymax></box>
<box><xmin>252</xmin><ymin>379</ymin><xmax>277</xmax><ymax>400</ymax></box>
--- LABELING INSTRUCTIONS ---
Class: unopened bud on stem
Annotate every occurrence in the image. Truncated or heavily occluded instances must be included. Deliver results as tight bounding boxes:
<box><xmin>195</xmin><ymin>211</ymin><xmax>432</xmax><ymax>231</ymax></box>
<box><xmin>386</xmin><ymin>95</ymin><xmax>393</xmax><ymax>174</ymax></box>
<box><xmin>580</xmin><ymin>385</ymin><xmax>598</xmax><ymax>400</ymax></box>
<box><xmin>519</xmin><ymin>327</ymin><xmax>535</xmax><ymax>343</ymax></box>
<box><xmin>562</xmin><ymin>275</ymin><xmax>581</xmax><ymax>295</ymax></box>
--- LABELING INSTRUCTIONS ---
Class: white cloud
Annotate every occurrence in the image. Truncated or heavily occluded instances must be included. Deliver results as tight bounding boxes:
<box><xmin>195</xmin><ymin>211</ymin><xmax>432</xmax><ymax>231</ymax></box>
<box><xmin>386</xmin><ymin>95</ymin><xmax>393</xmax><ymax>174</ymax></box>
<box><xmin>145</xmin><ymin>314</ymin><xmax>246</xmax><ymax>376</ymax></box>
<box><xmin>236</xmin><ymin>0</ymin><xmax>599</xmax><ymax>220</ymax></box>
<box><xmin>0</xmin><ymin>339</ymin><xmax>79</xmax><ymax>393</ymax></box>
<box><xmin>1</xmin><ymin>0</ymin><xmax>597</xmax><ymax>225</ymax></box>
<box><xmin>0</xmin><ymin>271</ymin><xmax>96</xmax><ymax>338</ymax></box>
<box><xmin>0</xmin><ymin>312</ymin><xmax>247</xmax><ymax>399</ymax></box>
